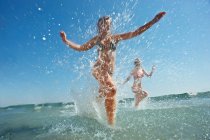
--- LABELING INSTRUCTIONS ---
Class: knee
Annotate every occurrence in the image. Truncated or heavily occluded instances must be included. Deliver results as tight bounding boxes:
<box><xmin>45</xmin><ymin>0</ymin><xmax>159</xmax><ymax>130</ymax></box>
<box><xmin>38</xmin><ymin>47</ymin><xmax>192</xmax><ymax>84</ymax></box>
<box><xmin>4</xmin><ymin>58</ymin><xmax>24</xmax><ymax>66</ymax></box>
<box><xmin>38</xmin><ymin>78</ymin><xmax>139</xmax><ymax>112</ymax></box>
<box><xmin>112</xmin><ymin>85</ymin><xmax>117</xmax><ymax>94</ymax></box>
<box><xmin>143</xmin><ymin>92</ymin><xmax>148</xmax><ymax>98</ymax></box>
<box><xmin>106</xmin><ymin>85</ymin><xmax>117</xmax><ymax>98</ymax></box>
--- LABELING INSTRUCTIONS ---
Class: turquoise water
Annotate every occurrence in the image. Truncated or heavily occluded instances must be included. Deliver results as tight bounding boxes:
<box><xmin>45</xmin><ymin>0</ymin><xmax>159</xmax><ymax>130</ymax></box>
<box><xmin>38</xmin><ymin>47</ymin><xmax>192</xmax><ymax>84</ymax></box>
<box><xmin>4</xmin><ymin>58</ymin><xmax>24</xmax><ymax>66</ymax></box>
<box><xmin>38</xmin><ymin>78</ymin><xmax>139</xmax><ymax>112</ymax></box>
<box><xmin>0</xmin><ymin>92</ymin><xmax>210</xmax><ymax>140</ymax></box>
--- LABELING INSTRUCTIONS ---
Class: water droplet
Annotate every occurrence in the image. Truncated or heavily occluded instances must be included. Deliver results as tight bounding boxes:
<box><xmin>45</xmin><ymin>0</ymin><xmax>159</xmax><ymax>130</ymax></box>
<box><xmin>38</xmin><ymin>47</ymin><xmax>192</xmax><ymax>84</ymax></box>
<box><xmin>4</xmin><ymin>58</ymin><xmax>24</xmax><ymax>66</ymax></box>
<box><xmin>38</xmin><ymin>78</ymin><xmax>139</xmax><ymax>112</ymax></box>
<box><xmin>42</xmin><ymin>37</ymin><xmax>46</xmax><ymax>41</ymax></box>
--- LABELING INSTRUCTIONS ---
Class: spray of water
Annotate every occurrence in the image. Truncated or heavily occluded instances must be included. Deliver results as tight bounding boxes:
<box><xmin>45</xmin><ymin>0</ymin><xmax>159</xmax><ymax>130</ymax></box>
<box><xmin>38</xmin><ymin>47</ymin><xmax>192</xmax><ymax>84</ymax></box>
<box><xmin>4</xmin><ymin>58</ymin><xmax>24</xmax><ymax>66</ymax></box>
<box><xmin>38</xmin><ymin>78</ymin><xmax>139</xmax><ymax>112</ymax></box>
<box><xmin>54</xmin><ymin>0</ymin><xmax>165</xmax><ymax>122</ymax></box>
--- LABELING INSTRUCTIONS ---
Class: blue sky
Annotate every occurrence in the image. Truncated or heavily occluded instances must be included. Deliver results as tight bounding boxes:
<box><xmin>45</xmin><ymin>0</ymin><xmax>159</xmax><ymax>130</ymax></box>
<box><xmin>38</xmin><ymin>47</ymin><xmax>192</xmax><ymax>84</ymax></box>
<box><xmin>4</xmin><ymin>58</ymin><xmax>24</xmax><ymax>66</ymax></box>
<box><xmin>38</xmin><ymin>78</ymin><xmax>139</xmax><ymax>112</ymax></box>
<box><xmin>0</xmin><ymin>0</ymin><xmax>210</xmax><ymax>107</ymax></box>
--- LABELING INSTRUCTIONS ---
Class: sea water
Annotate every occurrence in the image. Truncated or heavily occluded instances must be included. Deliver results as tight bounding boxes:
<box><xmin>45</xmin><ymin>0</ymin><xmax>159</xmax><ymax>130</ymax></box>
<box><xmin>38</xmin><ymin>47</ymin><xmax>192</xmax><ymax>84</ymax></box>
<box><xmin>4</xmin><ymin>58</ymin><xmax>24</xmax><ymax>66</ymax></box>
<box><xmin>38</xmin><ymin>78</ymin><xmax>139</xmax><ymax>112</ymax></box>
<box><xmin>0</xmin><ymin>91</ymin><xmax>210</xmax><ymax>140</ymax></box>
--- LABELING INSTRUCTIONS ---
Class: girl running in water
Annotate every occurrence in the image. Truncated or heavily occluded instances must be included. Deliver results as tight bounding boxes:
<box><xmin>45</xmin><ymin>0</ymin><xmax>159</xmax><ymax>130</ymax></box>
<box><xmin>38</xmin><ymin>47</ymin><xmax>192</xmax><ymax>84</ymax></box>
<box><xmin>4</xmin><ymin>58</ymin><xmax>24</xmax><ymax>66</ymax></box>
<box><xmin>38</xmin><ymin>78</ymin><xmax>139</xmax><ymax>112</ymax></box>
<box><xmin>60</xmin><ymin>12</ymin><xmax>165</xmax><ymax>126</ymax></box>
<box><xmin>123</xmin><ymin>58</ymin><xmax>155</xmax><ymax>108</ymax></box>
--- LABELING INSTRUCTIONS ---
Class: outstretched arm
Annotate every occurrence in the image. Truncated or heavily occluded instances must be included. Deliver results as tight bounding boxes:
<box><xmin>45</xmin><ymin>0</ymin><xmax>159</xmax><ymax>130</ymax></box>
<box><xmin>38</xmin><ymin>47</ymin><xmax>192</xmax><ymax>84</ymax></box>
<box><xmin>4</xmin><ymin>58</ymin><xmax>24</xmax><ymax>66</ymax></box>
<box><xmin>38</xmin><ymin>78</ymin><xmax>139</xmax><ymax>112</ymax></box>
<box><xmin>113</xmin><ymin>12</ymin><xmax>166</xmax><ymax>42</ymax></box>
<box><xmin>123</xmin><ymin>72</ymin><xmax>133</xmax><ymax>85</ymax></box>
<box><xmin>143</xmin><ymin>65</ymin><xmax>156</xmax><ymax>77</ymax></box>
<box><xmin>60</xmin><ymin>31</ymin><xmax>98</xmax><ymax>51</ymax></box>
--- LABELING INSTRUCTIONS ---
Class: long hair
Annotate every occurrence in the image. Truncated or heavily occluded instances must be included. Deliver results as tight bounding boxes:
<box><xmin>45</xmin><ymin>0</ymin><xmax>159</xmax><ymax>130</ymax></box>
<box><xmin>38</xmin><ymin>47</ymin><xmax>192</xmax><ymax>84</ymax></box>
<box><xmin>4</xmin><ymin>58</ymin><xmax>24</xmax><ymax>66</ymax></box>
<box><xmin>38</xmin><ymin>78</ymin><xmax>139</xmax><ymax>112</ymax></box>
<box><xmin>134</xmin><ymin>58</ymin><xmax>141</xmax><ymax>67</ymax></box>
<box><xmin>97</xmin><ymin>16</ymin><xmax>111</xmax><ymax>34</ymax></box>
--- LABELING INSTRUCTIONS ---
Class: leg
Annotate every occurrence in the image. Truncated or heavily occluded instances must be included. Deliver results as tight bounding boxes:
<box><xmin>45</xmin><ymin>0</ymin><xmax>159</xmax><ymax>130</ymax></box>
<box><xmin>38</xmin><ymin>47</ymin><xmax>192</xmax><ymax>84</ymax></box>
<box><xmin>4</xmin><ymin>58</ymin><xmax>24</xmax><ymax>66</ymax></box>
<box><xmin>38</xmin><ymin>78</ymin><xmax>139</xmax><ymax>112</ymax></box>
<box><xmin>92</xmin><ymin>68</ymin><xmax>116</xmax><ymax>126</ymax></box>
<box><xmin>134</xmin><ymin>90</ymin><xmax>148</xmax><ymax>108</ymax></box>
<box><xmin>132</xmin><ymin>86</ymin><xmax>142</xmax><ymax>108</ymax></box>
<box><xmin>134</xmin><ymin>92</ymin><xmax>141</xmax><ymax>108</ymax></box>
<box><xmin>93</xmin><ymin>67</ymin><xmax>105</xmax><ymax>102</ymax></box>
<box><xmin>104</xmin><ymin>75</ymin><xmax>116</xmax><ymax>126</ymax></box>
<box><xmin>92</xmin><ymin>67</ymin><xmax>100</xmax><ymax>81</ymax></box>
<box><xmin>96</xmin><ymin>84</ymin><xmax>106</xmax><ymax>103</ymax></box>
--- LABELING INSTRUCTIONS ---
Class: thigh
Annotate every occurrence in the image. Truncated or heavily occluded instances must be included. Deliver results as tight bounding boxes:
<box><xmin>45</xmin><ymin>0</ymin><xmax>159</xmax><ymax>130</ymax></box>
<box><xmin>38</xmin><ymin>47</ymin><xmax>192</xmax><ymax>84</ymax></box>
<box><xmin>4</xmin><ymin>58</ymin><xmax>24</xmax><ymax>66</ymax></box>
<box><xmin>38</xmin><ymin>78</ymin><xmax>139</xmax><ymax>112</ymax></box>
<box><xmin>92</xmin><ymin>66</ymin><xmax>102</xmax><ymax>81</ymax></box>
<box><xmin>96</xmin><ymin>70</ymin><xmax>113</xmax><ymax>86</ymax></box>
<box><xmin>132</xmin><ymin>85</ymin><xmax>142</xmax><ymax>95</ymax></box>
<box><xmin>102</xmin><ymin>72</ymin><xmax>116</xmax><ymax>98</ymax></box>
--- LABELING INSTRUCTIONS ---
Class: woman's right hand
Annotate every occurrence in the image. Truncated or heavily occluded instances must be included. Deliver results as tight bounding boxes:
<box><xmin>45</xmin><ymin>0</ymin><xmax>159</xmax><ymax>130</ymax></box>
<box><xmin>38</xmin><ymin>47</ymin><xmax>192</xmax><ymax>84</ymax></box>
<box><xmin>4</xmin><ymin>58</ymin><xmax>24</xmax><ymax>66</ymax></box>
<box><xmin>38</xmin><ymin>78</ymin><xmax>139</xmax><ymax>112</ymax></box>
<box><xmin>60</xmin><ymin>31</ymin><xmax>67</xmax><ymax>43</ymax></box>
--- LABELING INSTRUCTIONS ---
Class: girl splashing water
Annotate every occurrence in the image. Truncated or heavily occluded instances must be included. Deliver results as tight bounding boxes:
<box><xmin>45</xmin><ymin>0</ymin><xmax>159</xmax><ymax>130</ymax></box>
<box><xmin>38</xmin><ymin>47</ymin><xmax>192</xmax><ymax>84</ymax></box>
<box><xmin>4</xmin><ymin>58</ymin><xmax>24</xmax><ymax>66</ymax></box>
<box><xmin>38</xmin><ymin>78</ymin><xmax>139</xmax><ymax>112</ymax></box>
<box><xmin>60</xmin><ymin>12</ymin><xmax>165</xmax><ymax>126</ymax></box>
<box><xmin>123</xmin><ymin>58</ymin><xmax>156</xmax><ymax>108</ymax></box>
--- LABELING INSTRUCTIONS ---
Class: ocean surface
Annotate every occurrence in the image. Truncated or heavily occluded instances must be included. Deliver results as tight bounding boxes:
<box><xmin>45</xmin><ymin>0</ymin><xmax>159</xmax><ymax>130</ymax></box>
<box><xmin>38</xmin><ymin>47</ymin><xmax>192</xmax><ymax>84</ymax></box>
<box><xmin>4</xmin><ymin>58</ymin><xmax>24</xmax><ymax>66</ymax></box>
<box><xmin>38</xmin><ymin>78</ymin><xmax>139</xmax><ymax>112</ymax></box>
<box><xmin>1</xmin><ymin>91</ymin><xmax>210</xmax><ymax>140</ymax></box>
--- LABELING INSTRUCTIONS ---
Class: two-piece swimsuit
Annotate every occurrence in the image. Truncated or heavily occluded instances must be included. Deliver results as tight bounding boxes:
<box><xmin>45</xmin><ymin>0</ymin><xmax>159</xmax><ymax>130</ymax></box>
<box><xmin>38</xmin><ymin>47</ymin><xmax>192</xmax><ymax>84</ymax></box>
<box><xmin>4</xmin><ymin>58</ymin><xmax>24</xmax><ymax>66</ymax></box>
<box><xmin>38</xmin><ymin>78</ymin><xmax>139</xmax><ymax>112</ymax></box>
<box><xmin>95</xmin><ymin>38</ymin><xmax>117</xmax><ymax>75</ymax></box>
<box><xmin>132</xmin><ymin>68</ymin><xmax>144</xmax><ymax>93</ymax></box>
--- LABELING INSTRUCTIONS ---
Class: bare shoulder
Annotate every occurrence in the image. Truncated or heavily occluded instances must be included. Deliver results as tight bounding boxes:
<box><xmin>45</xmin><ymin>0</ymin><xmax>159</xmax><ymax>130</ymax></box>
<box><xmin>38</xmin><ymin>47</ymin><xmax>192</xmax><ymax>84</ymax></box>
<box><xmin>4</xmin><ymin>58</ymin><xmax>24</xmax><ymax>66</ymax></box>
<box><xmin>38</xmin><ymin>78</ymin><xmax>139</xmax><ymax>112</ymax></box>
<box><xmin>111</xmin><ymin>34</ymin><xmax>121</xmax><ymax>43</ymax></box>
<box><xmin>87</xmin><ymin>35</ymin><xmax>99</xmax><ymax>45</ymax></box>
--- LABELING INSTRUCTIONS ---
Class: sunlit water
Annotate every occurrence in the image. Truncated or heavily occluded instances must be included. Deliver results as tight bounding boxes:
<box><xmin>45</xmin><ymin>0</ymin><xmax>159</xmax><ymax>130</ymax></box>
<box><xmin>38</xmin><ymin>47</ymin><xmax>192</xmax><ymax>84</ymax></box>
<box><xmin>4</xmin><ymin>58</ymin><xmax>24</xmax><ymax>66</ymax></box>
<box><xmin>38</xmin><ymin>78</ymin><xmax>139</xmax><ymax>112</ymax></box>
<box><xmin>1</xmin><ymin>0</ymin><xmax>210</xmax><ymax>140</ymax></box>
<box><xmin>0</xmin><ymin>92</ymin><xmax>210</xmax><ymax>140</ymax></box>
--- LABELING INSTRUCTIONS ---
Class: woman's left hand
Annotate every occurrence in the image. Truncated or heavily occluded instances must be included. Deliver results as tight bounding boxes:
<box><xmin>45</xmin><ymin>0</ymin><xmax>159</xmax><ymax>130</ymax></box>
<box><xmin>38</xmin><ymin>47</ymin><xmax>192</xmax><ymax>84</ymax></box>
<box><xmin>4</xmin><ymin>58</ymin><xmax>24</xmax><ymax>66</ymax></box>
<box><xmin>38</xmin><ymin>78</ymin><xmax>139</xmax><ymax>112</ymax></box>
<box><xmin>153</xmin><ymin>12</ymin><xmax>166</xmax><ymax>22</ymax></box>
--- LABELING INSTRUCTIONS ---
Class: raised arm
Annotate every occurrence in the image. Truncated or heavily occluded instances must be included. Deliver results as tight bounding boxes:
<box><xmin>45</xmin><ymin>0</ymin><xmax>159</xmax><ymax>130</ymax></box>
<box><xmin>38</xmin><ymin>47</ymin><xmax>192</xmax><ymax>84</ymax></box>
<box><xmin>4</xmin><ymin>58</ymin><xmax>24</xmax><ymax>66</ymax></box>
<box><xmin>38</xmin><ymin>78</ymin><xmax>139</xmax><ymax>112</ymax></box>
<box><xmin>60</xmin><ymin>31</ymin><xmax>98</xmax><ymax>52</ymax></box>
<box><xmin>113</xmin><ymin>12</ymin><xmax>166</xmax><ymax>42</ymax></box>
<box><xmin>143</xmin><ymin>65</ymin><xmax>156</xmax><ymax>77</ymax></box>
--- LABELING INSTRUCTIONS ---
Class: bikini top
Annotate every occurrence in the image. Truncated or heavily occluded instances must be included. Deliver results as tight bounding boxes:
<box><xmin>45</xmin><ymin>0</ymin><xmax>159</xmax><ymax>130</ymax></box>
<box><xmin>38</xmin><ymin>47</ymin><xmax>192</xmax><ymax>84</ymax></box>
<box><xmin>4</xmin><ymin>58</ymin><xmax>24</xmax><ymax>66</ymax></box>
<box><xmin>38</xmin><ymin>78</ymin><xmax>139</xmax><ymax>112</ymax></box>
<box><xmin>133</xmin><ymin>68</ymin><xmax>144</xmax><ymax>79</ymax></box>
<box><xmin>136</xmin><ymin>69</ymin><xmax>144</xmax><ymax>78</ymax></box>
<box><xmin>96</xmin><ymin>40</ymin><xmax>117</xmax><ymax>52</ymax></box>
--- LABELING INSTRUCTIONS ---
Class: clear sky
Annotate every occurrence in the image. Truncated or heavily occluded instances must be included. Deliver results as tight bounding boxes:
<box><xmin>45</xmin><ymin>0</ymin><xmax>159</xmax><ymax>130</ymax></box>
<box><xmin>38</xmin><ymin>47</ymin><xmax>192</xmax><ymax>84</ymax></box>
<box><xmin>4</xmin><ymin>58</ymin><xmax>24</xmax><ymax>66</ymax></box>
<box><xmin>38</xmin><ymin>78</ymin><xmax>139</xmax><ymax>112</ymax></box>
<box><xmin>0</xmin><ymin>0</ymin><xmax>210</xmax><ymax>107</ymax></box>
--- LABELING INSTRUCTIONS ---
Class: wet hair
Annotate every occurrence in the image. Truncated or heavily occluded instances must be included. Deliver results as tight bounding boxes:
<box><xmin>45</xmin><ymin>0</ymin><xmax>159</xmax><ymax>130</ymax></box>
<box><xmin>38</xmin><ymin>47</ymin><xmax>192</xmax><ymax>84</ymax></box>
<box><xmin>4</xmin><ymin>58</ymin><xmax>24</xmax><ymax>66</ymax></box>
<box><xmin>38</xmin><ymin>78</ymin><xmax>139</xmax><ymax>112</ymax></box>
<box><xmin>134</xmin><ymin>58</ymin><xmax>141</xmax><ymax>66</ymax></box>
<box><xmin>97</xmin><ymin>16</ymin><xmax>111</xmax><ymax>34</ymax></box>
